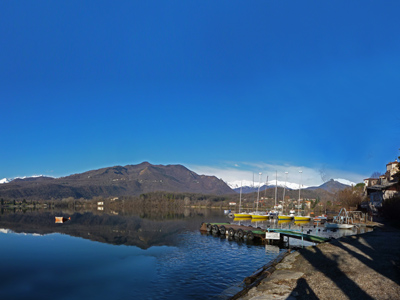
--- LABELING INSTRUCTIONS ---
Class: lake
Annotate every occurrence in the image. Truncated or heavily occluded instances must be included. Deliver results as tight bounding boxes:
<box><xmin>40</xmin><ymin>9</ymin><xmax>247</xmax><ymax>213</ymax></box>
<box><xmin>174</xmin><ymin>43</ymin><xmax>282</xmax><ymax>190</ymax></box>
<box><xmin>0</xmin><ymin>208</ymin><xmax>369</xmax><ymax>300</ymax></box>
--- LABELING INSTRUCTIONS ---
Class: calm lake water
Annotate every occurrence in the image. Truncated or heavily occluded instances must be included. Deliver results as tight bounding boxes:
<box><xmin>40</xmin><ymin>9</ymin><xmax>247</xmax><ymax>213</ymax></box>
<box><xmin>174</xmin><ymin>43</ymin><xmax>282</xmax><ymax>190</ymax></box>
<box><xmin>0</xmin><ymin>209</ymin><xmax>368</xmax><ymax>300</ymax></box>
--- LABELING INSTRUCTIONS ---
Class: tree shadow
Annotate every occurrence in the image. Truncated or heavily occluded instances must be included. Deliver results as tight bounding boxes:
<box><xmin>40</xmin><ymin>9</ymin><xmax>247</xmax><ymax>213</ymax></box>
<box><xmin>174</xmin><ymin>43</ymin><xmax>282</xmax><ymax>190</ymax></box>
<box><xmin>294</xmin><ymin>245</ymin><xmax>375</xmax><ymax>300</ymax></box>
<box><xmin>330</xmin><ymin>234</ymin><xmax>400</xmax><ymax>286</ymax></box>
<box><xmin>289</xmin><ymin>278</ymin><xmax>318</xmax><ymax>300</ymax></box>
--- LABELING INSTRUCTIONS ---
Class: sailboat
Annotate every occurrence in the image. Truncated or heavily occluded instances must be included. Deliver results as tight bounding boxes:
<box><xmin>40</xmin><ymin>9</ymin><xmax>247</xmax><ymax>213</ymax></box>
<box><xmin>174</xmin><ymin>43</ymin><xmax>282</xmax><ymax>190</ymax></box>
<box><xmin>293</xmin><ymin>170</ymin><xmax>311</xmax><ymax>222</ymax></box>
<box><xmin>234</xmin><ymin>182</ymin><xmax>251</xmax><ymax>218</ymax></box>
<box><xmin>250</xmin><ymin>173</ymin><xmax>268</xmax><ymax>219</ymax></box>
<box><xmin>278</xmin><ymin>171</ymin><xmax>293</xmax><ymax>221</ymax></box>
<box><xmin>268</xmin><ymin>171</ymin><xmax>279</xmax><ymax>218</ymax></box>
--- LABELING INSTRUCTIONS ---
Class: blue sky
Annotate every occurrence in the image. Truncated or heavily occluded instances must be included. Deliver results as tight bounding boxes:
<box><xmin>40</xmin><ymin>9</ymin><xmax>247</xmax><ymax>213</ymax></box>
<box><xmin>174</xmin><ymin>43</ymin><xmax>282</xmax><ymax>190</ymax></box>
<box><xmin>1</xmin><ymin>1</ymin><xmax>399</xmax><ymax>186</ymax></box>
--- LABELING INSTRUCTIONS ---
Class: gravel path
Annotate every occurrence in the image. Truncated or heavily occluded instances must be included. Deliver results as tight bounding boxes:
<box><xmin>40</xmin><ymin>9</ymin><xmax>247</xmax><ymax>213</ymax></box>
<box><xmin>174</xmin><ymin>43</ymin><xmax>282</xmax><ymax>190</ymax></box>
<box><xmin>236</xmin><ymin>223</ymin><xmax>400</xmax><ymax>300</ymax></box>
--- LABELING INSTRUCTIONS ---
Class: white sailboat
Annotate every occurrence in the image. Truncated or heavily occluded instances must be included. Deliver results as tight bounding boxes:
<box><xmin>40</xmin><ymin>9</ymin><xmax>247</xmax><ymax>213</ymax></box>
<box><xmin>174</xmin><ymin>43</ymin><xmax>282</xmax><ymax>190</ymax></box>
<box><xmin>233</xmin><ymin>182</ymin><xmax>251</xmax><ymax>218</ymax></box>
<box><xmin>278</xmin><ymin>171</ymin><xmax>293</xmax><ymax>220</ymax></box>
<box><xmin>294</xmin><ymin>170</ymin><xmax>311</xmax><ymax>222</ymax></box>
<box><xmin>251</xmin><ymin>173</ymin><xmax>268</xmax><ymax>219</ymax></box>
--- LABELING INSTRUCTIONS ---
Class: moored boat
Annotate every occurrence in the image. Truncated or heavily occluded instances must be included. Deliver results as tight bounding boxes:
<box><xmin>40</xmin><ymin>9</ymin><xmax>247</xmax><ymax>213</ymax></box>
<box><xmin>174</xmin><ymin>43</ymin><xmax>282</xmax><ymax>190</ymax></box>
<box><xmin>278</xmin><ymin>215</ymin><xmax>293</xmax><ymax>220</ymax></box>
<box><xmin>324</xmin><ymin>208</ymin><xmax>355</xmax><ymax>229</ymax></box>
<box><xmin>55</xmin><ymin>217</ymin><xmax>71</xmax><ymax>223</ymax></box>
<box><xmin>250</xmin><ymin>212</ymin><xmax>269</xmax><ymax>219</ymax></box>
<box><xmin>325</xmin><ymin>222</ymin><xmax>354</xmax><ymax>229</ymax></box>
<box><xmin>234</xmin><ymin>212</ymin><xmax>252</xmax><ymax>218</ymax></box>
<box><xmin>294</xmin><ymin>215</ymin><xmax>311</xmax><ymax>221</ymax></box>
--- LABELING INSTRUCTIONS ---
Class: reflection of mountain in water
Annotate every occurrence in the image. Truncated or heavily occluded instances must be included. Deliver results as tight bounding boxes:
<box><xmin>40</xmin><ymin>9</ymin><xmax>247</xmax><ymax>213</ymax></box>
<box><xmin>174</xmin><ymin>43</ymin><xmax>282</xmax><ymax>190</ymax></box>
<box><xmin>0</xmin><ymin>210</ymin><xmax>193</xmax><ymax>249</ymax></box>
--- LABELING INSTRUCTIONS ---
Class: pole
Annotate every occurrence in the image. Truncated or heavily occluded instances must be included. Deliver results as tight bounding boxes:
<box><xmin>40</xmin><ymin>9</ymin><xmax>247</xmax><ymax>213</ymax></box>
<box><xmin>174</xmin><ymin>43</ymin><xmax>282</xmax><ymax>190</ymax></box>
<box><xmin>283</xmin><ymin>172</ymin><xmax>288</xmax><ymax>214</ymax></box>
<box><xmin>274</xmin><ymin>171</ymin><xmax>278</xmax><ymax>211</ymax></box>
<box><xmin>257</xmin><ymin>173</ymin><xmax>262</xmax><ymax>212</ymax></box>
<box><xmin>298</xmin><ymin>171</ymin><xmax>303</xmax><ymax>216</ymax></box>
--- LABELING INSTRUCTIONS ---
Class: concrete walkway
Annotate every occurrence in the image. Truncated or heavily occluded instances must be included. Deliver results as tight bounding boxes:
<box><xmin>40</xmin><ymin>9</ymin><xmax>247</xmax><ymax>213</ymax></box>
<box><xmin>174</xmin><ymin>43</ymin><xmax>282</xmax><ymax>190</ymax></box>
<box><xmin>237</xmin><ymin>223</ymin><xmax>400</xmax><ymax>300</ymax></box>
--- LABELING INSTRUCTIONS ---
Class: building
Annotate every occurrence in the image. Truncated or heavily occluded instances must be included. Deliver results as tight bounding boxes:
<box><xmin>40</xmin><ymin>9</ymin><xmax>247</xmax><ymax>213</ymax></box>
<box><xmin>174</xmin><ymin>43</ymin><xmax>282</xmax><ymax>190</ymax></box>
<box><xmin>364</xmin><ymin>160</ymin><xmax>399</xmax><ymax>208</ymax></box>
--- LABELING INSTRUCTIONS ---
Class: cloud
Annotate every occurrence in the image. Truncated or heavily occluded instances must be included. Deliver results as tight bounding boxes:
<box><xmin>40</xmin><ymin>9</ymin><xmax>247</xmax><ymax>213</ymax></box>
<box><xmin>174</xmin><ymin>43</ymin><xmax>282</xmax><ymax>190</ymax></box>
<box><xmin>188</xmin><ymin>162</ymin><xmax>366</xmax><ymax>187</ymax></box>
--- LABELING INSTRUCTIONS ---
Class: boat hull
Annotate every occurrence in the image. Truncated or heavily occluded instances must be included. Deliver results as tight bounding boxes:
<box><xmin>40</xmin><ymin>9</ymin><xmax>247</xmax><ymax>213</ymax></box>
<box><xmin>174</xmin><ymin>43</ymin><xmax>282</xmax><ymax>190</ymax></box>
<box><xmin>325</xmin><ymin>223</ymin><xmax>354</xmax><ymax>229</ymax></box>
<box><xmin>278</xmin><ymin>215</ymin><xmax>293</xmax><ymax>220</ymax></box>
<box><xmin>294</xmin><ymin>216</ymin><xmax>311</xmax><ymax>221</ymax></box>
<box><xmin>234</xmin><ymin>213</ymin><xmax>252</xmax><ymax>218</ymax></box>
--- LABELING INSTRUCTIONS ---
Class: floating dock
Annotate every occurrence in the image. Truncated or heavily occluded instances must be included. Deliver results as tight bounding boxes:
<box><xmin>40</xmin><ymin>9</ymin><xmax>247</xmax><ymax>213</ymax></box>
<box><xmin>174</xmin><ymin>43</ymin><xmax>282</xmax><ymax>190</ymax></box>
<box><xmin>200</xmin><ymin>222</ymin><xmax>330</xmax><ymax>244</ymax></box>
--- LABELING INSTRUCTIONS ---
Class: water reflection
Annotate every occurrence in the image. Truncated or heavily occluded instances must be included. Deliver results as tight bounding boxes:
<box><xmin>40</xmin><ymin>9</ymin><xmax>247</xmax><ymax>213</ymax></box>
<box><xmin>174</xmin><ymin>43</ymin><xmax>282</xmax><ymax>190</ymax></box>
<box><xmin>0</xmin><ymin>208</ymin><xmax>283</xmax><ymax>300</ymax></box>
<box><xmin>0</xmin><ymin>207</ymin><xmax>223</xmax><ymax>249</ymax></box>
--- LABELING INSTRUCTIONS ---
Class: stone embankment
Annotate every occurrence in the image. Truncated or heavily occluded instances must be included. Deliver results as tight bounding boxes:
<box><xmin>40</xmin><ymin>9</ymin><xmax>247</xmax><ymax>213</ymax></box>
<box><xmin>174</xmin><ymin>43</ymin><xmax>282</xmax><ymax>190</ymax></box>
<box><xmin>233</xmin><ymin>222</ymin><xmax>400</xmax><ymax>300</ymax></box>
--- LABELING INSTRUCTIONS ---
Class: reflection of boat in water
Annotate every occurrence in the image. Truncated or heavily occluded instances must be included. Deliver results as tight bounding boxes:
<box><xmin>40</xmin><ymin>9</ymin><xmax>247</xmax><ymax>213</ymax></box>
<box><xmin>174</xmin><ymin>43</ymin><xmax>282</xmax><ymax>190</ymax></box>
<box><xmin>294</xmin><ymin>220</ymin><xmax>310</xmax><ymax>226</ymax></box>
<box><xmin>251</xmin><ymin>218</ymin><xmax>267</xmax><ymax>223</ymax></box>
<box><xmin>233</xmin><ymin>217</ymin><xmax>252</xmax><ymax>222</ymax></box>
<box><xmin>55</xmin><ymin>217</ymin><xmax>71</xmax><ymax>223</ymax></box>
<box><xmin>277</xmin><ymin>220</ymin><xmax>292</xmax><ymax>225</ymax></box>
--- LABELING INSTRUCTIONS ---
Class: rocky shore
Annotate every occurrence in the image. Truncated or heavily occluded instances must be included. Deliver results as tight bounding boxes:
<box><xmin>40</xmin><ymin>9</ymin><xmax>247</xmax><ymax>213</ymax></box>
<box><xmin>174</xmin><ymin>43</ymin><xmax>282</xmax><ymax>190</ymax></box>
<box><xmin>233</xmin><ymin>222</ymin><xmax>400</xmax><ymax>300</ymax></box>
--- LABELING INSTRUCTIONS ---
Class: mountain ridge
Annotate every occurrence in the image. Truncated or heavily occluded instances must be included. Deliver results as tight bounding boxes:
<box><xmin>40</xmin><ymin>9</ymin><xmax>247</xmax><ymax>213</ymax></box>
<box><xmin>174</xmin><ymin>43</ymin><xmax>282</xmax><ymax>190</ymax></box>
<box><xmin>0</xmin><ymin>162</ymin><xmax>234</xmax><ymax>200</ymax></box>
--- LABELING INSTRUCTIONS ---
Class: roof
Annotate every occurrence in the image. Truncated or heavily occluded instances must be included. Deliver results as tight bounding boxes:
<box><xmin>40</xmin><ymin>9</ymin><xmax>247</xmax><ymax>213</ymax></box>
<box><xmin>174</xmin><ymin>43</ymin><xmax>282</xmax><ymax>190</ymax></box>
<box><xmin>366</xmin><ymin>181</ymin><xmax>399</xmax><ymax>191</ymax></box>
<box><xmin>386</xmin><ymin>161</ymin><xmax>399</xmax><ymax>166</ymax></box>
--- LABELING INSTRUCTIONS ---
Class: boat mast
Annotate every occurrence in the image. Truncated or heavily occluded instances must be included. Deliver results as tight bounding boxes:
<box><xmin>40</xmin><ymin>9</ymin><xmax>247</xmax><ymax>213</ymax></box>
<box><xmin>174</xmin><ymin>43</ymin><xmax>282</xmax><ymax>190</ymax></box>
<box><xmin>283</xmin><ymin>171</ymin><xmax>288</xmax><ymax>214</ymax></box>
<box><xmin>274</xmin><ymin>170</ymin><xmax>277</xmax><ymax>210</ymax></box>
<box><xmin>298</xmin><ymin>170</ymin><xmax>303</xmax><ymax>215</ymax></box>
<box><xmin>239</xmin><ymin>182</ymin><xmax>242</xmax><ymax>213</ymax></box>
<box><xmin>256</xmin><ymin>172</ymin><xmax>262</xmax><ymax>212</ymax></box>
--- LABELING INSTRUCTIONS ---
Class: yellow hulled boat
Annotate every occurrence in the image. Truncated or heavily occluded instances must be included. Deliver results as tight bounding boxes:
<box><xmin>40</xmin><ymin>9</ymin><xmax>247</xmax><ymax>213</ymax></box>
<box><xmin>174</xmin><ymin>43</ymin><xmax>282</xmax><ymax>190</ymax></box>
<box><xmin>278</xmin><ymin>215</ymin><xmax>293</xmax><ymax>221</ymax></box>
<box><xmin>251</xmin><ymin>213</ymin><xmax>269</xmax><ymax>220</ymax></box>
<box><xmin>234</xmin><ymin>212</ymin><xmax>252</xmax><ymax>218</ymax></box>
<box><xmin>294</xmin><ymin>216</ymin><xmax>311</xmax><ymax>222</ymax></box>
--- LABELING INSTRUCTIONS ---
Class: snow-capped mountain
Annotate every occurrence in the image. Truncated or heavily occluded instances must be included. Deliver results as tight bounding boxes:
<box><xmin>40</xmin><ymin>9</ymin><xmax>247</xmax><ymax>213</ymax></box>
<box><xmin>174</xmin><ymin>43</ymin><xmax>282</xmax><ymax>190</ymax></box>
<box><xmin>228</xmin><ymin>178</ymin><xmax>355</xmax><ymax>193</ymax></box>
<box><xmin>0</xmin><ymin>175</ymin><xmax>53</xmax><ymax>184</ymax></box>
<box><xmin>228</xmin><ymin>179</ymin><xmax>308</xmax><ymax>191</ymax></box>
<box><xmin>0</xmin><ymin>178</ymin><xmax>11</xmax><ymax>184</ymax></box>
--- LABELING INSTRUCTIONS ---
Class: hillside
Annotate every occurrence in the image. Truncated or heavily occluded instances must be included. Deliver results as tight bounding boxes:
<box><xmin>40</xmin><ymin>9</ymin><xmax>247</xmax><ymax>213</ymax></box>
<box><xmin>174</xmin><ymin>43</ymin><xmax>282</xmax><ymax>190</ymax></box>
<box><xmin>0</xmin><ymin>162</ymin><xmax>234</xmax><ymax>200</ymax></box>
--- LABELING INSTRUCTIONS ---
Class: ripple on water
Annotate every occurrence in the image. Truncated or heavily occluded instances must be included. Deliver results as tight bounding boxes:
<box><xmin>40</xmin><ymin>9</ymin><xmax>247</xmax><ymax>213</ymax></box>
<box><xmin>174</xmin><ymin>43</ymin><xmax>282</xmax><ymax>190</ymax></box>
<box><xmin>150</xmin><ymin>231</ymin><xmax>284</xmax><ymax>300</ymax></box>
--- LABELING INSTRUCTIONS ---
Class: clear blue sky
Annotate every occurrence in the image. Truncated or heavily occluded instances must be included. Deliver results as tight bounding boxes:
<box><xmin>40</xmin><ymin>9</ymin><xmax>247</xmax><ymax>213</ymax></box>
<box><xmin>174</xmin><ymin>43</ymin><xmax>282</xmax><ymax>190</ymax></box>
<box><xmin>1</xmin><ymin>1</ymin><xmax>399</xmax><ymax>186</ymax></box>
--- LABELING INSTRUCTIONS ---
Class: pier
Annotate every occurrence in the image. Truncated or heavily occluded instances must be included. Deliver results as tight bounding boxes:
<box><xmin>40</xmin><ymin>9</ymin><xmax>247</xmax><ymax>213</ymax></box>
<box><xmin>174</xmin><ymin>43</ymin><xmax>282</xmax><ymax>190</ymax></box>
<box><xmin>200</xmin><ymin>222</ymin><xmax>330</xmax><ymax>245</ymax></box>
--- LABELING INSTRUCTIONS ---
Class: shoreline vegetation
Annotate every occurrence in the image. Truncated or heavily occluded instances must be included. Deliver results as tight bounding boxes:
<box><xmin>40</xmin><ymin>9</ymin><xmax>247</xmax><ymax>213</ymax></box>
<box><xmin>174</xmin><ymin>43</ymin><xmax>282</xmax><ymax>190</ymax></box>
<box><xmin>0</xmin><ymin>188</ymin><xmax>368</xmax><ymax>217</ymax></box>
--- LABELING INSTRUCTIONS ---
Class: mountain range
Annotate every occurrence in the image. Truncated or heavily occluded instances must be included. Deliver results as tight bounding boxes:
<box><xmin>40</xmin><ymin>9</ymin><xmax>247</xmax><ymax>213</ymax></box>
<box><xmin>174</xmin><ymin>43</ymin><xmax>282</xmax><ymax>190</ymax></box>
<box><xmin>0</xmin><ymin>162</ymin><xmax>234</xmax><ymax>200</ymax></box>
<box><xmin>228</xmin><ymin>178</ymin><xmax>355</xmax><ymax>194</ymax></box>
<box><xmin>0</xmin><ymin>162</ymin><xmax>356</xmax><ymax>200</ymax></box>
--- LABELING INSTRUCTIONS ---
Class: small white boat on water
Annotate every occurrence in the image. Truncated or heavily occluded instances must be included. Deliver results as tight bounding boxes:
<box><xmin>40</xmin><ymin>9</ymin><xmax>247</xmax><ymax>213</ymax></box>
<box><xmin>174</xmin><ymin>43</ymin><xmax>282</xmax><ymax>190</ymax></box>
<box><xmin>324</xmin><ymin>208</ymin><xmax>355</xmax><ymax>230</ymax></box>
<box><xmin>325</xmin><ymin>223</ymin><xmax>354</xmax><ymax>229</ymax></box>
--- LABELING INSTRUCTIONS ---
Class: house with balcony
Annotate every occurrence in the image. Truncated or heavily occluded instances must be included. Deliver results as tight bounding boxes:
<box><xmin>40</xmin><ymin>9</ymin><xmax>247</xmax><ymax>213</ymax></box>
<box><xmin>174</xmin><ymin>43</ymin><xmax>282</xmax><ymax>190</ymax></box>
<box><xmin>364</xmin><ymin>160</ymin><xmax>399</xmax><ymax>208</ymax></box>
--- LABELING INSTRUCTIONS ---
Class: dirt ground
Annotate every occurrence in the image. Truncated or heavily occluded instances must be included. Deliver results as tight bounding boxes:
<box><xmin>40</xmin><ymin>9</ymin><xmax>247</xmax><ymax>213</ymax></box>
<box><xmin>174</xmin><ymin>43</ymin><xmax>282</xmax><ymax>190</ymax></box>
<box><xmin>236</xmin><ymin>222</ymin><xmax>400</xmax><ymax>300</ymax></box>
